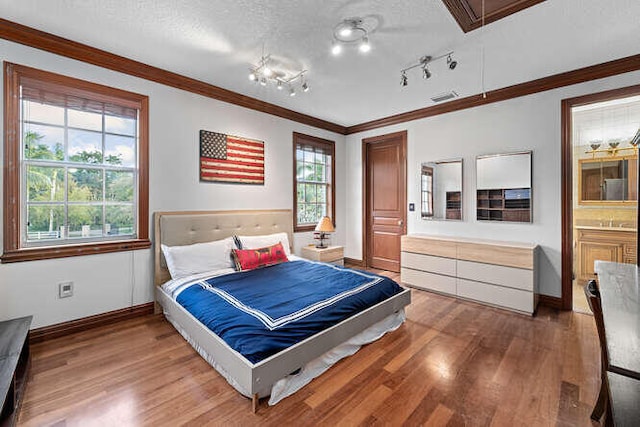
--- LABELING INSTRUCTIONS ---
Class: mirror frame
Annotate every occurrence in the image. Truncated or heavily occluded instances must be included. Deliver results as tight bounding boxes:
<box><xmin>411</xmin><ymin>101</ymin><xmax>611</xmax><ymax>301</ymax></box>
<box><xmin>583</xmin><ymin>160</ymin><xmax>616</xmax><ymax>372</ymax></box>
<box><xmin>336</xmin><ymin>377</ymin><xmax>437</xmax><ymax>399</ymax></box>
<box><xmin>421</xmin><ymin>158</ymin><xmax>463</xmax><ymax>221</ymax></box>
<box><xmin>475</xmin><ymin>151</ymin><xmax>532</xmax><ymax>223</ymax></box>
<box><xmin>577</xmin><ymin>154</ymin><xmax>638</xmax><ymax>206</ymax></box>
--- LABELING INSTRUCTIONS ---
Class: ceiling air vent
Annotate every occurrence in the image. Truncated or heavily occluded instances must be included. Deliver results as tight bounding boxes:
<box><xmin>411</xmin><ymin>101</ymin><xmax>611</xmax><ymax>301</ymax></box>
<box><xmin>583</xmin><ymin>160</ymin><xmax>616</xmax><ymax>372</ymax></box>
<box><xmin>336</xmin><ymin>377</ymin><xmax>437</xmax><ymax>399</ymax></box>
<box><xmin>431</xmin><ymin>91</ymin><xmax>458</xmax><ymax>103</ymax></box>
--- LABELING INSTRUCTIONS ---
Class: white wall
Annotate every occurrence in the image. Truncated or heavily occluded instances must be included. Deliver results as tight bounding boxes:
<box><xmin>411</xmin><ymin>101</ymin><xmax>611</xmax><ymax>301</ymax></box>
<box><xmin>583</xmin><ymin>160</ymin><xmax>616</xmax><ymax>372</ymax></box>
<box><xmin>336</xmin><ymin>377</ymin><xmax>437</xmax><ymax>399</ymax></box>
<box><xmin>345</xmin><ymin>70</ymin><xmax>640</xmax><ymax>298</ymax></box>
<box><xmin>0</xmin><ymin>39</ymin><xmax>346</xmax><ymax>328</ymax></box>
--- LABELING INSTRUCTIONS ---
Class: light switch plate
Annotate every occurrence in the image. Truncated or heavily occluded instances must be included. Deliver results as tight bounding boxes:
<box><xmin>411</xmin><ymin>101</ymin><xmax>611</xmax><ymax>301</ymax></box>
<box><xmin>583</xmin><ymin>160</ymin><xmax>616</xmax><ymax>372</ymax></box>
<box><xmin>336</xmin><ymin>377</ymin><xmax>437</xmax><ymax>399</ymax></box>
<box><xmin>58</xmin><ymin>281</ymin><xmax>73</xmax><ymax>298</ymax></box>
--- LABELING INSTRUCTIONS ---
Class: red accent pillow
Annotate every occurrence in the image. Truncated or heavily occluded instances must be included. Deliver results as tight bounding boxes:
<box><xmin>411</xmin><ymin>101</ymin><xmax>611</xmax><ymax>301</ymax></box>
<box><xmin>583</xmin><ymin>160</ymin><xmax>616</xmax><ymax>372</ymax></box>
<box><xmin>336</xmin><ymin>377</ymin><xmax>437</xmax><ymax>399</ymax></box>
<box><xmin>231</xmin><ymin>242</ymin><xmax>289</xmax><ymax>271</ymax></box>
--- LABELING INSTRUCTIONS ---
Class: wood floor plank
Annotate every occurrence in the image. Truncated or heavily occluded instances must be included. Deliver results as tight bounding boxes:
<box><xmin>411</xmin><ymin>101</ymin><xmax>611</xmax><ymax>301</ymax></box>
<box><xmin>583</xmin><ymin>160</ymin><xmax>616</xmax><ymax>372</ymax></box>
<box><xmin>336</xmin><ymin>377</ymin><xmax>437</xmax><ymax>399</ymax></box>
<box><xmin>17</xmin><ymin>267</ymin><xmax>600</xmax><ymax>426</ymax></box>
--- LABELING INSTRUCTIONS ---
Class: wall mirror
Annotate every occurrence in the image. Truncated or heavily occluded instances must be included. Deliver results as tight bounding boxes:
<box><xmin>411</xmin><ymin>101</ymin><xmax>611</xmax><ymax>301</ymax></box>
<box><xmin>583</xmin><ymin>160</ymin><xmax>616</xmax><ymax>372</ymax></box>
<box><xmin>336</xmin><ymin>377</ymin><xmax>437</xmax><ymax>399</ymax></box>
<box><xmin>578</xmin><ymin>156</ymin><xmax>637</xmax><ymax>204</ymax></box>
<box><xmin>421</xmin><ymin>158</ymin><xmax>462</xmax><ymax>220</ymax></box>
<box><xmin>476</xmin><ymin>151</ymin><xmax>532</xmax><ymax>222</ymax></box>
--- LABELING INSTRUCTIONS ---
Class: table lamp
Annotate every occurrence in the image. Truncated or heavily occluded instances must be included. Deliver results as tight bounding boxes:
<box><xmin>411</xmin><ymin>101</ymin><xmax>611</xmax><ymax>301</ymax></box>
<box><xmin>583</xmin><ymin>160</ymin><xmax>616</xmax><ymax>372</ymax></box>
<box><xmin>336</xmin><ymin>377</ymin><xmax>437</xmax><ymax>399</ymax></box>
<box><xmin>314</xmin><ymin>216</ymin><xmax>334</xmax><ymax>248</ymax></box>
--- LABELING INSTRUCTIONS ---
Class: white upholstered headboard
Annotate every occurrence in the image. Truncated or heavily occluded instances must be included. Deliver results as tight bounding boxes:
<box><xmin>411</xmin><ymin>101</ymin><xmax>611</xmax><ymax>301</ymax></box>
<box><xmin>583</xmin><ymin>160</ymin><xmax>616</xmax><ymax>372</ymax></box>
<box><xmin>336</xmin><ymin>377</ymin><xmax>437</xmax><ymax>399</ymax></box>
<box><xmin>154</xmin><ymin>209</ymin><xmax>294</xmax><ymax>286</ymax></box>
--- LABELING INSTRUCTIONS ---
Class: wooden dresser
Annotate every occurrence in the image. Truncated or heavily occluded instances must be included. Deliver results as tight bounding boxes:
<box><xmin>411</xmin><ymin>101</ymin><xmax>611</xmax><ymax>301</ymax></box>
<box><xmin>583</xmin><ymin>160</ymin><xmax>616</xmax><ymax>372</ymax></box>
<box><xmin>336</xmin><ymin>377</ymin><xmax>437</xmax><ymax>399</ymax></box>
<box><xmin>401</xmin><ymin>235</ymin><xmax>538</xmax><ymax>315</ymax></box>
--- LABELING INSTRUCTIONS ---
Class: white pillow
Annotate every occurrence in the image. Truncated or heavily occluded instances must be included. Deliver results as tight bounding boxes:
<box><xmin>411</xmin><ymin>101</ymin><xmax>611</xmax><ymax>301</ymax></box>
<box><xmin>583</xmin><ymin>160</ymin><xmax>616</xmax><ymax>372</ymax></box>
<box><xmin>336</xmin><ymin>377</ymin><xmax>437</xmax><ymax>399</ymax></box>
<box><xmin>235</xmin><ymin>232</ymin><xmax>292</xmax><ymax>257</ymax></box>
<box><xmin>161</xmin><ymin>237</ymin><xmax>235</xmax><ymax>279</ymax></box>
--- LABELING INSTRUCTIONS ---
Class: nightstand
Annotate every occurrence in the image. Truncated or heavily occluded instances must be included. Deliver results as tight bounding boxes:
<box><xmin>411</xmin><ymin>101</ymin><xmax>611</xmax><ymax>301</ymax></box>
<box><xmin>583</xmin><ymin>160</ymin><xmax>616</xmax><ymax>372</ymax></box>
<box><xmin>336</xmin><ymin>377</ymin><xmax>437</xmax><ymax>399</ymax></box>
<box><xmin>300</xmin><ymin>245</ymin><xmax>344</xmax><ymax>266</ymax></box>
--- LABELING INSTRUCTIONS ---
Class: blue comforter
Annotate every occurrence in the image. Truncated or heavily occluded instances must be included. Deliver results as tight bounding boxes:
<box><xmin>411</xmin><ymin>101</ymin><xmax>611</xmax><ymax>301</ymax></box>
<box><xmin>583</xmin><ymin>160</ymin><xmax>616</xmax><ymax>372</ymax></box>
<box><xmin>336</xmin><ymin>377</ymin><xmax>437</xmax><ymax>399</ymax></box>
<box><xmin>175</xmin><ymin>260</ymin><xmax>403</xmax><ymax>363</ymax></box>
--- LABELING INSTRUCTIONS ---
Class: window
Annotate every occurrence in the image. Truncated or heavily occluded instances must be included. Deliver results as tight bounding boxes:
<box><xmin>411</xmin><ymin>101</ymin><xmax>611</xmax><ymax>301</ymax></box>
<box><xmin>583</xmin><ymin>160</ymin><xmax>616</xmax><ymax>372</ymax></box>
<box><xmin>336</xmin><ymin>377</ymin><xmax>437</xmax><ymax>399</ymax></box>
<box><xmin>293</xmin><ymin>132</ymin><xmax>335</xmax><ymax>232</ymax></box>
<box><xmin>421</xmin><ymin>165</ymin><xmax>434</xmax><ymax>218</ymax></box>
<box><xmin>2</xmin><ymin>63</ymin><xmax>150</xmax><ymax>262</ymax></box>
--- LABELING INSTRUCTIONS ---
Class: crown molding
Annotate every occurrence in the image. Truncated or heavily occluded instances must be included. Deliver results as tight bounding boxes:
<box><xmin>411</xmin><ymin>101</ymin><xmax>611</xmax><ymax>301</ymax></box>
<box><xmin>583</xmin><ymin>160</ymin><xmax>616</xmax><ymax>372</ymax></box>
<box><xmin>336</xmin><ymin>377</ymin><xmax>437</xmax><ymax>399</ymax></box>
<box><xmin>0</xmin><ymin>18</ymin><xmax>347</xmax><ymax>135</ymax></box>
<box><xmin>441</xmin><ymin>0</ymin><xmax>548</xmax><ymax>33</ymax></box>
<box><xmin>346</xmin><ymin>53</ymin><xmax>640</xmax><ymax>135</ymax></box>
<box><xmin>2</xmin><ymin>19</ymin><xmax>639</xmax><ymax>138</ymax></box>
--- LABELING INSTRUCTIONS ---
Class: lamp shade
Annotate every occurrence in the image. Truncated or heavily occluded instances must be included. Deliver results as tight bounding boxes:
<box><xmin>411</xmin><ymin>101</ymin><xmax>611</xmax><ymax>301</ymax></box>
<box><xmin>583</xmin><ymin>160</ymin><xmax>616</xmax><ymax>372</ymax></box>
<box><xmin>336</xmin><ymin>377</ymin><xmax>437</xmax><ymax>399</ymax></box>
<box><xmin>315</xmin><ymin>216</ymin><xmax>335</xmax><ymax>233</ymax></box>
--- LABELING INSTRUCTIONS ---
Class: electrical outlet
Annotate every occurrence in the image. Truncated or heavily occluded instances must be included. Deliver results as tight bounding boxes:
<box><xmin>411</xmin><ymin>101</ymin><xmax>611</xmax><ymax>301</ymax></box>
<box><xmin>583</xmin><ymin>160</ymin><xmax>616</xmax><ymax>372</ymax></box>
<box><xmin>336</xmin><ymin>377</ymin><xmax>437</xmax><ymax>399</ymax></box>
<box><xmin>58</xmin><ymin>281</ymin><xmax>73</xmax><ymax>298</ymax></box>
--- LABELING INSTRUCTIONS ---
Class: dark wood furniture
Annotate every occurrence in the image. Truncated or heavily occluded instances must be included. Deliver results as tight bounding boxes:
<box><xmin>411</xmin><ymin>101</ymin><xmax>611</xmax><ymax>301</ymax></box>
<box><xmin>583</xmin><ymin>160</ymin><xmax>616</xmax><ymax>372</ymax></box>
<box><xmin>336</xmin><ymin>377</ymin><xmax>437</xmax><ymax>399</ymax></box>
<box><xmin>476</xmin><ymin>188</ymin><xmax>531</xmax><ymax>222</ymax></box>
<box><xmin>584</xmin><ymin>280</ymin><xmax>612</xmax><ymax>424</ymax></box>
<box><xmin>594</xmin><ymin>261</ymin><xmax>640</xmax><ymax>380</ymax></box>
<box><xmin>607</xmin><ymin>371</ymin><xmax>640</xmax><ymax>427</ymax></box>
<box><xmin>0</xmin><ymin>316</ymin><xmax>32</xmax><ymax>427</ymax></box>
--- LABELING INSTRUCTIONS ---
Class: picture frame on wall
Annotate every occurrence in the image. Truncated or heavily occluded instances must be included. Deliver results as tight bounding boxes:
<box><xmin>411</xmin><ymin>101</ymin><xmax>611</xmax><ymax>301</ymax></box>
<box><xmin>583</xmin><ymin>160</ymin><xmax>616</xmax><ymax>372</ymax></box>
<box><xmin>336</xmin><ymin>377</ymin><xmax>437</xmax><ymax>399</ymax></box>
<box><xmin>199</xmin><ymin>130</ymin><xmax>265</xmax><ymax>184</ymax></box>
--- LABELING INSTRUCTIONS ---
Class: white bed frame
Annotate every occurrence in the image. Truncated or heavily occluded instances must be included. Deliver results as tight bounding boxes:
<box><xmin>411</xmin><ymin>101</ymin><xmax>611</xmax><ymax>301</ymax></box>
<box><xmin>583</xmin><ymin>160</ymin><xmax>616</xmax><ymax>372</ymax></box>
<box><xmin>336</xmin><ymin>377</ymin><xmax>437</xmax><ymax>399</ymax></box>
<box><xmin>154</xmin><ymin>210</ymin><xmax>411</xmax><ymax>412</ymax></box>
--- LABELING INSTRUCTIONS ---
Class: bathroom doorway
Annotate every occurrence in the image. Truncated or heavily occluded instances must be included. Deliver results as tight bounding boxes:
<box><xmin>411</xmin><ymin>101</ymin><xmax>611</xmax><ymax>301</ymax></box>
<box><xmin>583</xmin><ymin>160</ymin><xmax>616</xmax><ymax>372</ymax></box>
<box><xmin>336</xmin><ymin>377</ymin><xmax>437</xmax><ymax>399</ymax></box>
<box><xmin>563</xmin><ymin>86</ymin><xmax>640</xmax><ymax>312</ymax></box>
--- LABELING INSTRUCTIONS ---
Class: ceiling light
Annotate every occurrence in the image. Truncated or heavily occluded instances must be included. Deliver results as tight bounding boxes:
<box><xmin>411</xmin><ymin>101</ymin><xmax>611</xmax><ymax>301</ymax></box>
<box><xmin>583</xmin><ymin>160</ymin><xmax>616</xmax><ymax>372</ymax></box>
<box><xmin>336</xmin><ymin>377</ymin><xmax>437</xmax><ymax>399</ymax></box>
<box><xmin>247</xmin><ymin>53</ymin><xmax>309</xmax><ymax>97</ymax></box>
<box><xmin>400</xmin><ymin>51</ymin><xmax>457</xmax><ymax>87</ymax></box>
<box><xmin>359</xmin><ymin>36</ymin><xmax>371</xmax><ymax>53</ymax></box>
<box><xmin>331</xmin><ymin>41</ymin><xmax>342</xmax><ymax>56</ymax></box>
<box><xmin>332</xmin><ymin>17</ymin><xmax>372</xmax><ymax>56</ymax></box>
<box><xmin>339</xmin><ymin>27</ymin><xmax>353</xmax><ymax>37</ymax></box>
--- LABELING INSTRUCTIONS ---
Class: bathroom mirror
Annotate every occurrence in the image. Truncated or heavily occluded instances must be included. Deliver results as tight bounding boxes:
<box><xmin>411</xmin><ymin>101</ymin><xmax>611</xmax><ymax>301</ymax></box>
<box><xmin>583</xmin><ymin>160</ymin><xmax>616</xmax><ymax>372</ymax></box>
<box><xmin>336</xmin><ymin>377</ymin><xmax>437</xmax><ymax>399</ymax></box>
<box><xmin>578</xmin><ymin>156</ymin><xmax>637</xmax><ymax>204</ymax></box>
<box><xmin>476</xmin><ymin>151</ymin><xmax>532</xmax><ymax>222</ymax></box>
<box><xmin>421</xmin><ymin>158</ymin><xmax>462</xmax><ymax>220</ymax></box>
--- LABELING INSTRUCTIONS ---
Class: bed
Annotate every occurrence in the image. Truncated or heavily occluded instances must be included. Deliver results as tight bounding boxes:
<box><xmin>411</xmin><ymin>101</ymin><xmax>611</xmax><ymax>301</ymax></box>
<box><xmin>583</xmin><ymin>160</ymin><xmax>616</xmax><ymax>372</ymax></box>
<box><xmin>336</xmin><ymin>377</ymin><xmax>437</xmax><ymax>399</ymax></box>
<box><xmin>154</xmin><ymin>209</ymin><xmax>411</xmax><ymax>411</ymax></box>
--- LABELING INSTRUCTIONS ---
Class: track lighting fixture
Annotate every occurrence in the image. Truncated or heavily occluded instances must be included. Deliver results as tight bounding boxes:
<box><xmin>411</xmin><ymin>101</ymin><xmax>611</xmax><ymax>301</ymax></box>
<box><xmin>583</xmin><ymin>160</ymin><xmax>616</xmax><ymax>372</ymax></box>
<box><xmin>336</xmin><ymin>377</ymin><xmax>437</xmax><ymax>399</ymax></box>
<box><xmin>331</xmin><ymin>17</ymin><xmax>372</xmax><ymax>55</ymax></box>
<box><xmin>331</xmin><ymin>40</ymin><xmax>342</xmax><ymax>55</ymax></box>
<box><xmin>399</xmin><ymin>51</ymin><xmax>457</xmax><ymax>87</ymax></box>
<box><xmin>447</xmin><ymin>54</ymin><xmax>457</xmax><ymax>70</ymax></box>
<box><xmin>247</xmin><ymin>53</ymin><xmax>309</xmax><ymax>96</ymax></box>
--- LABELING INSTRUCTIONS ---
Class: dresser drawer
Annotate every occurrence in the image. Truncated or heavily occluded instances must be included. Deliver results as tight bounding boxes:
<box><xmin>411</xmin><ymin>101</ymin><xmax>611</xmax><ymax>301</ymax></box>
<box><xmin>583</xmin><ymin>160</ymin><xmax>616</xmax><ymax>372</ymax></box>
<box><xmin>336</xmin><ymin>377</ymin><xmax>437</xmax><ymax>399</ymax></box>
<box><xmin>457</xmin><ymin>260</ymin><xmax>533</xmax><ymax>291</ymax></box>
<box><xmin>401</xmin><ymin>252</ymin><xmax>456</xmax><ymax>276</ymax></box>
<box><xmin>401</xmin><ymin>268</ymin><xmax>456</xmax><ymax>295</ymax></box>
<box><xmin>457</xmin><ymin>278</ymin><xmax>534</xmax><ymax>314</ymax></box>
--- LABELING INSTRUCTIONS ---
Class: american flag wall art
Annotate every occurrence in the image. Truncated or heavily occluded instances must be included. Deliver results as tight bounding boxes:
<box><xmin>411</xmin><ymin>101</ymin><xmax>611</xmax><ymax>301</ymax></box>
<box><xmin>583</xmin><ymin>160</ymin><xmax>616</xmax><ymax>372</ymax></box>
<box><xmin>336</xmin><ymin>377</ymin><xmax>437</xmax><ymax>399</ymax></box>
<box><xmin>199</xmin><ymin>130</ymin><xmax>265</xmax><ymax>184</ymax></box>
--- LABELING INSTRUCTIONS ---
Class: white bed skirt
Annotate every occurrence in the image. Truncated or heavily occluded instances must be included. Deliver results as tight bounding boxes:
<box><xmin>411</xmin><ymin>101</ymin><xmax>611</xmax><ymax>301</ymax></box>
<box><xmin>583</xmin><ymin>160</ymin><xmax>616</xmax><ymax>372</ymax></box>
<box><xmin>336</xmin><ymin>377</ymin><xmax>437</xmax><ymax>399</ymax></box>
<box><xmin>164</xmin><ymin>306</ymin><xmax>406</xmax><ymax>405</ymax></box>
<box><xmin>268</xmin><ymin>309</ymin><xmax>405</xmax><ymax>405</ymax></box>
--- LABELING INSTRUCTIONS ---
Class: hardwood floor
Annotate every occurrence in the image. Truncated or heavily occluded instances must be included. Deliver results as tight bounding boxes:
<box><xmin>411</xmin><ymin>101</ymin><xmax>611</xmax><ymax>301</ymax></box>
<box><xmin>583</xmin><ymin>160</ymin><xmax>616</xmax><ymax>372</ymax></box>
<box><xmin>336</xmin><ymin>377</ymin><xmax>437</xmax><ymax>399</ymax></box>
<box><xmin>18</xmin><ymin>268</ymin><xmax>601</xmax><ymax>426</ymax></box>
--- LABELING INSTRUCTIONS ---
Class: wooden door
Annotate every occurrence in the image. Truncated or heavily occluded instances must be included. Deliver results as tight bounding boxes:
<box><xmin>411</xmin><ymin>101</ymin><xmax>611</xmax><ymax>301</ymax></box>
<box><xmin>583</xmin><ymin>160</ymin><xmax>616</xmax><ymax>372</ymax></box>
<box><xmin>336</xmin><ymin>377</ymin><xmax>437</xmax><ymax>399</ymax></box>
<box><xmin>363</xmin><ymin>131</ymin><xmax>407</xmax><ymax>272</ymax></box>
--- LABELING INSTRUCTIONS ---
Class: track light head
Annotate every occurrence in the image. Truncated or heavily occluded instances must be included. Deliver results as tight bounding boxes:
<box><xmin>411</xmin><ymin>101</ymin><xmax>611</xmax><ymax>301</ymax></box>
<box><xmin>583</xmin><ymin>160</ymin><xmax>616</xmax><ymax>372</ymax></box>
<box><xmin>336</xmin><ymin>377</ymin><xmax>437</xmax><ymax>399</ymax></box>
<box><xmin>289</xmin><ymin>87</ymin><xmax>296</xmax><ymax>97</ymax></box>
<box><xmin>359</xmin><ymin>36</ymin><xmax>371</xmax><ymax>53</ymax></box>
<box><xmin>447</xmin><ymin>55</ymin><xmax>457</xmax><ymax>70</ymax></box>
<box><xmin>276</xmin><ymin>80</ymin><xmax>283</xmax><ymax>90</ymax></box>
<box><xmin>400</xmin><ymin>72</ymin><xmax>408</xmax><ymax>87</ymax></box>
<box><xmin>422</xmin><ymin>66</ymin><xmax>431</xmax><ymax>79</ymax></box>
<box><xmin>302</xmin><ymin>82</ymin><xmax>309</xmax><ymax>92</ymax></box>
<box><xmin>331</xmin><ymin>40</ymin><xmax>342</xmax><ymax>56</ymax></box>
<box><xmin>339</xmin><ymin>26</ymin><xmax>353</xmax><ymax>37</ymax></box>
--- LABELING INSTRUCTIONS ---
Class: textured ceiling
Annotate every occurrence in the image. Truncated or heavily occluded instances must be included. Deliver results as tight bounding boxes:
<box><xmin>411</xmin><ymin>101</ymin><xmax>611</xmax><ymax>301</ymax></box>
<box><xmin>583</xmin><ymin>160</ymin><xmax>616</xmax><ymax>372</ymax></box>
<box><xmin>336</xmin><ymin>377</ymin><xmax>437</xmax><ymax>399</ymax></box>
<box><xmin>0</xmin><ymin>0</ymin><xmax>639</xmax><ymax>128</ymax></box>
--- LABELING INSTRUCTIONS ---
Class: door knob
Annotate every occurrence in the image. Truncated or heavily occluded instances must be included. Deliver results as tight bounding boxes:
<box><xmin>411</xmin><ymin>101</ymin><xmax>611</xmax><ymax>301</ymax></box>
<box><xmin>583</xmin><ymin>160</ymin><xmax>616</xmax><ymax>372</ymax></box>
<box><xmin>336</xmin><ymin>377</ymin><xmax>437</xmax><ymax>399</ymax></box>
<box><xmin>398</xmin><ymin>219</ymin><xmax>404</xmax><ymax>226</ymax></box>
